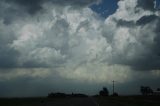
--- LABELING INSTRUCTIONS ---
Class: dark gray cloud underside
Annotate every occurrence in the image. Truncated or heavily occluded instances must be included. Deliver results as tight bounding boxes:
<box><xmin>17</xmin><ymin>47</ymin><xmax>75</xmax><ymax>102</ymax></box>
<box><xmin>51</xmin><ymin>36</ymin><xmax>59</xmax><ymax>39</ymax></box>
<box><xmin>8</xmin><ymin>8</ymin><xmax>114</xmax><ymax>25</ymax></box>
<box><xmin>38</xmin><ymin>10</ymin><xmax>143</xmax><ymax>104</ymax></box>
<box><xmin>137</xmin><ymin>0</ymin><xmax>155</xmax><ymax>11</ymax></box>
<box><xmin>3</xmin><ymin>0</ymin><xmax>99</xmax><ymax>15</ymax></box>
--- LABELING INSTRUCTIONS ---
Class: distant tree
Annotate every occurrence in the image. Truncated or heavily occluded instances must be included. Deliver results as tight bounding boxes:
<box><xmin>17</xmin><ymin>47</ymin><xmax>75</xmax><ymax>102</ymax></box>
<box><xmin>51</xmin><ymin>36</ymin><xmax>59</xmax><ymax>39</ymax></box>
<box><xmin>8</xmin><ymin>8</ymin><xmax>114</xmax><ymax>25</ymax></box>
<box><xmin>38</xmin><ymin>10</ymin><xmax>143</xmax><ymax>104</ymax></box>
<box><xmin>140</xmin><ymin>86</ymin><xmax>153</xmax><ymax>96</ymax></box>
<box><xmin>157</xmin><ymin>88</ymin><xmax>160</xmax><ymax>91</ymax></box>
<box><xmin>140</xmin><ymin>86</ymin><xmax>145</xmax><ymax>95</ymax></box>
<box><xmin>99</xmin><ymin>87</ymin><xmax>109</xmax><ymax>96</ymax></box>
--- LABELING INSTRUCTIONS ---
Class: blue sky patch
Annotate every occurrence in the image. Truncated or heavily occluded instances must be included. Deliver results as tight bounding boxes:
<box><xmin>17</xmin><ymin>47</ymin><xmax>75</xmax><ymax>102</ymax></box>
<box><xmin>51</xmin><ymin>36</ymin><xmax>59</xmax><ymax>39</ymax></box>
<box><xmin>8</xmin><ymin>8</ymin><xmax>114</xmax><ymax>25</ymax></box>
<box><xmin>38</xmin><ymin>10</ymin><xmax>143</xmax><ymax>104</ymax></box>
<box><xmin>90</xmin><ymin>0</ymin><xmax>118</xmax><ymax>18</ymax></box>
<box><xmin>156</xmin><ymin>0</ymin><xmax>160</xmax><ymax>9</ymax></box>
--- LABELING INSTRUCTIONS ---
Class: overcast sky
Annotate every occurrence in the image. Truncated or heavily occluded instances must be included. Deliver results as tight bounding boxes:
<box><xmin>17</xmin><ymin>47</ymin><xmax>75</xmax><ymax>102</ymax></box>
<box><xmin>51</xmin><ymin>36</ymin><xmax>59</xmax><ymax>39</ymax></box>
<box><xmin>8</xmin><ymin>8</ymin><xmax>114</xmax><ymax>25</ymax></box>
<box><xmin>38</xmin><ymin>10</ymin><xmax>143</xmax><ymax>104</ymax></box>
<box><xmin>0</xmin><ymin>0</ymin><xmax>160</xmax><ymax>97</ymax></box>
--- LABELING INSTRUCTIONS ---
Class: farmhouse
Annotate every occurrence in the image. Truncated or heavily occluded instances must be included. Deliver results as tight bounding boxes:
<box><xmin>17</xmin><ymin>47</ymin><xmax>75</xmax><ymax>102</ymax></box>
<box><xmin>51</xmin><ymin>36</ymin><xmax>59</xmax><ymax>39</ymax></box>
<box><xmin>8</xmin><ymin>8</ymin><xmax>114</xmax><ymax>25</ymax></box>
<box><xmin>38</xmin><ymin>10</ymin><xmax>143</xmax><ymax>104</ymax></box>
<box><xmin>153</xmin><ymin>91</ymin><xmax>160</xmax><ymax>96</ymax></box>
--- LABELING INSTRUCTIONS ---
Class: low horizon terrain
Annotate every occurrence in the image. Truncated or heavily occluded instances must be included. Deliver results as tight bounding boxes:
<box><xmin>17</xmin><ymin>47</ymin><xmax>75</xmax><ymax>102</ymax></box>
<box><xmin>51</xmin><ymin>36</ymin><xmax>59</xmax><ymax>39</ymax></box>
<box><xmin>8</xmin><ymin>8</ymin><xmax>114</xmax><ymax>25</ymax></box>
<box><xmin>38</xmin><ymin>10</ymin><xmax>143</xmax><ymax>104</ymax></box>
<box><xmin>0</xmin><ymin>95</ymin><xmax>160</xmax><ymax>106</ymax></box>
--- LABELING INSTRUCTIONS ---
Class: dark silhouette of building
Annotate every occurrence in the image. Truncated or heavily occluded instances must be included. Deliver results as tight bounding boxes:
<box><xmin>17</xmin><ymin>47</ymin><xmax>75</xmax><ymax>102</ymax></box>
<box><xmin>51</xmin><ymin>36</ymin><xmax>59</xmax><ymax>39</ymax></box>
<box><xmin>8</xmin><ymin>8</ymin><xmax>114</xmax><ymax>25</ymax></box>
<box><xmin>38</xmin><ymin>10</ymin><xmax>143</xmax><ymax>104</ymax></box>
<box><xmin>47</xmin><ymin>92</ymin><xmax>88</xmax><ymax>98</ymax></box>
<box><xmin>153</xmin><ymin>88</ymin><xmax>160</xmax><ymax>96</ymax></box>
<box><xmin>48</xmin><ymin>92</ymin><xmax>66</xmax><ymax>98</ymax></box>
<box><xmin>140</xmin><ymin>86</ymin><xmax>153</xmax><ymax>96</ymax></box>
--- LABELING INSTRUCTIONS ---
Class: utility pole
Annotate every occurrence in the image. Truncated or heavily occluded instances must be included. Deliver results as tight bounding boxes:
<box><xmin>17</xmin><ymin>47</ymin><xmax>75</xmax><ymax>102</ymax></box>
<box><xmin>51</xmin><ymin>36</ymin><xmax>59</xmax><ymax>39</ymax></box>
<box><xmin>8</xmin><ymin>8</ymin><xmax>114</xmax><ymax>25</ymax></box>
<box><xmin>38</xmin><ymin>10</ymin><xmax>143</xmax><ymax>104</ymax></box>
<box><xmin>112</xmin><ymin>80</ymin><xmax>115</xmax><ymax>94</ymax></box>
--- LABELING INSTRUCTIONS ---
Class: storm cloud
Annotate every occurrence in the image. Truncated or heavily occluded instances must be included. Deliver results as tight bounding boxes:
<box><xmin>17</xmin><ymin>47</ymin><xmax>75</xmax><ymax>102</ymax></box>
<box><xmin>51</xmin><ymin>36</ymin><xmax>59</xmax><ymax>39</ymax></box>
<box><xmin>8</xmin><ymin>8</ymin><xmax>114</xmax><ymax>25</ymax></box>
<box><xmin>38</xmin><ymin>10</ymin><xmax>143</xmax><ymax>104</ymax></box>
<box><xmin>0</xmin><ymin>0</ymin><xmax>160</xmax><ymax>97</ymax></box>
<box><xmin>102</xmin><ymin>0</ymin><xmax>160</xmax><ymax>71</ymax></box>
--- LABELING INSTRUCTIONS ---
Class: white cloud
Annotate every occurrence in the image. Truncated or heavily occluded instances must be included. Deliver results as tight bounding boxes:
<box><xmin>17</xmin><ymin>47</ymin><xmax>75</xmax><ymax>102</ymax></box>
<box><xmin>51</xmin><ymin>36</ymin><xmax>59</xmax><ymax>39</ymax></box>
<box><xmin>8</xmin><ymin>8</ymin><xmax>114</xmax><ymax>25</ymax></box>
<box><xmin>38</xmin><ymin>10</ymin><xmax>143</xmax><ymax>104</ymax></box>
<box><xmin>151</xmin><ymin>70</ymin><xmax>160</xmax><ymax>77</ymax></box>
<box><xmin>0</xmin><ymin>68</ymin><xmax>51</xmax><ymax>81</ymax></box>
<box><xmin>59</xmin><ymin>63</ymin><xmax>132</xmax><ymax>84</ymax></box>
<box><xmin>0</xmin><ymin>0</ymin><xmax>160</xmax><ymax>85</ymax></box>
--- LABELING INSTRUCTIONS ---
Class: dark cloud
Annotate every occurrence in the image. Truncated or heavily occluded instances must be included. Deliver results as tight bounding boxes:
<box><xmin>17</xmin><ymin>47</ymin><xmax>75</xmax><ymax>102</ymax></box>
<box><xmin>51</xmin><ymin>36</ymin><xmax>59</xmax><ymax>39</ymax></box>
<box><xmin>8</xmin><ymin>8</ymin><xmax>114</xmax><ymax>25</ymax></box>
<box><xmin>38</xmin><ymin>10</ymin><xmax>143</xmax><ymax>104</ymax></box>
<box><xmin>137</xmin><ymin>0</ymin><xmax>155</xmax><ymax>11</ymax></box>
<box><xmin>0</xmin><ymin>0</ymin><xmax>99</xmax><ymax>25</ymax></box>
<box><xmin>0</xmin><ymin>74</ymin><xmax>104</xmax><ymax>97</ymax></box>
<box><xmin>102</xmin><ymin>0</ymin><xmax>160</xmax><ymax>71</ymax></box>
<box><xmin>113</xmin><ymin>18</ymin><xmax>135</xmax><ymax>27</ymax></box>
<box><xmin>0</xmin><ymin>1</ymin><xmax>28</xmax><ymax>25</ymax></box>
<box><xmin>7</xmin><ymin>0</ymin><xmax>43</xmax><ymax>15</ymax></box>
<box><xmin>108</xmin><ymin>16</ymin><xmax>160</xmax><ymax>71</ymax></box>
<box><xmin>0</xmin><ymin>25</ymin><xmax>19</xmax><ymax>68</ymax></box>
<box><xmin>0</xmin><ymin>46</ymin><xmax>19</xmax><ymax>68</ymax></box>
<box><xmin>22</xmin><ymin>60</ymin><xmax>49</xmax><ymax>68</ymax></box>
<box><xmin>113</xmin><ymin>15</ymin><xmax>160</xmax><ymax>71</ymax></box>
<box><xmin>136</xmin><ymin>15</ymin><xmax>159</xmax><ymax>25</ymax></box>
<box><xmin>128</xmin><ymin>16</ymin><xmax>160</xmax><ymax>71</ymax></box>
<box><xmin>2</xmin><ymin>0</ymin><xmax>99</xmax><ymax>15</ymax></box>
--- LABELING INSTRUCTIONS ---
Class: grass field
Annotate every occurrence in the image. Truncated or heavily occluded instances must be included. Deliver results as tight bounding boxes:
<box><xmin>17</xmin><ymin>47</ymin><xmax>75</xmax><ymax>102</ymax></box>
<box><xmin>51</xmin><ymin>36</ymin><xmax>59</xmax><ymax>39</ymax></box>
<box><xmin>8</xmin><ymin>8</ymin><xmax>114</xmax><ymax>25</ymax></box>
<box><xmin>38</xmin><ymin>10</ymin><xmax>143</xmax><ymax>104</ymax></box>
<box><xmin>0</xmin><ymin>96</ymin><xmax>160</xmax><ymax>106</ymax></box>
<box><xmin>95</xmin><ymin>96</ymin><xmax>160</xmax><ymax>106</ymax></box>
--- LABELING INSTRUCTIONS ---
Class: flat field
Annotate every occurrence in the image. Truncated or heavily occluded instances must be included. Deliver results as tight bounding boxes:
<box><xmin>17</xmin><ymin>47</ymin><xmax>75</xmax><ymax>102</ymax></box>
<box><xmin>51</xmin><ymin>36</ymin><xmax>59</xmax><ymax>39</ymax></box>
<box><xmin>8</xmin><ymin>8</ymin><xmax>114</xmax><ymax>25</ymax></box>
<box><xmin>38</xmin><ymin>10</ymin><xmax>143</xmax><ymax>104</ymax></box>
<box><xmin>95</xmin><ymin>96</ymin><xmax>160</xmax><ymax>106</ymax></box>
<box><xmin>0</xmin><ymin>96</ymin><xmax>160</xmax><ymax>106</ymax></box>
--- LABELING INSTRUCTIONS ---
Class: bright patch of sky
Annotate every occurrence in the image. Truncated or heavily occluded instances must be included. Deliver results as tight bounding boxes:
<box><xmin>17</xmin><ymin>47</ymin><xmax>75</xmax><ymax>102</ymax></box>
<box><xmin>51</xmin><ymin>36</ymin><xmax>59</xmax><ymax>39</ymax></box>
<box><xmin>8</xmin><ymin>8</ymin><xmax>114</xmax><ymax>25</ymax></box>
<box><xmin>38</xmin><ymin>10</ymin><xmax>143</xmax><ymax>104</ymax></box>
<box><xmin>90</xmin><ymin>0</ymin><xmax>118</xmax><ymax>18</ymax></box>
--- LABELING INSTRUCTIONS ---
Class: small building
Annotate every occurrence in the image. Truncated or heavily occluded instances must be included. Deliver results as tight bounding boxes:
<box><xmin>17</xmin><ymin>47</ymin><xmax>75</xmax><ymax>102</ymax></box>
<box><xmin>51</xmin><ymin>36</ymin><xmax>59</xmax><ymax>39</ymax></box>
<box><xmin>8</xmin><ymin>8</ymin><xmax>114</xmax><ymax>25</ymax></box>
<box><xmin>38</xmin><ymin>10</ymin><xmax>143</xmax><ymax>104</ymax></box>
<box><xmin>153</xmin><ymin>91</ymin><xmax>160</xmax><ymax>96</ymax></box>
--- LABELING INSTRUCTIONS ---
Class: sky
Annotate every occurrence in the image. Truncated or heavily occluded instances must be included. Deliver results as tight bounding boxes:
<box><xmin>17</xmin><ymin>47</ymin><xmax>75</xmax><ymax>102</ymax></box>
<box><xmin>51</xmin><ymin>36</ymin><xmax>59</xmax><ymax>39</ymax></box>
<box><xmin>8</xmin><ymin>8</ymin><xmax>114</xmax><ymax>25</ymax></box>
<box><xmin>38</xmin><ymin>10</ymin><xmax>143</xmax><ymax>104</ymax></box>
<box><xmin>0</xmin><ymin>0</ymin><xmax>160</xmax><ymax>97</ymax></box>
<box><xmin>90</xmin><ymin>0</ymin><xmax>118</xmax><ymax>18</ymax></box>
